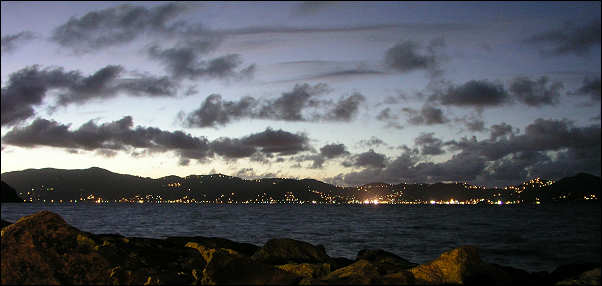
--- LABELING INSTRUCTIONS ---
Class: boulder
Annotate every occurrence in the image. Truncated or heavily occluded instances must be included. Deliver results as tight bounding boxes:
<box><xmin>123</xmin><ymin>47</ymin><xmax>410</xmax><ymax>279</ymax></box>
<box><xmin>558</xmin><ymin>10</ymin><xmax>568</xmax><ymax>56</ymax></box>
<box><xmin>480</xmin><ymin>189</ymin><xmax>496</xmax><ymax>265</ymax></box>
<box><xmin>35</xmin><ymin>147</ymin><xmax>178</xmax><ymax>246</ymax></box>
<box><xmin>276</xmin><ymin>263</ymin><xmax>331</xmax><ymax>278</ymax></box>
<box><xmin>251</xmin><ymin>238</ymin><xmax>330</xmax><ymax>265</ymax></box>
<box><xmin>319</xmin><ymin>259</ymin><xmax>383</xmax><ymax>285</ymax></box>
<box><xmin>382</xmin><ymin>271</ymin><xmax>416</xmax><ymax>285</ymax></box>
<box><xmin>555</xmin><ymin>267</ymin><xmax>601</xmax><ymax>285</ymax></box>
<box><xmin>202</xmin><ymin>248</ymin><xmax>302</xmax><ymax>285</ymax></box>
<box><xmin>167</xmin><ymin>236</ymin><xmax>259</xmax><ymax>257</ymax></box>
<box><xmin>356</xmin><ymin>248</ymin><xmax>418</xmax><ymax>274</ymax></box>
<box><xmin>409</xmin><ymin>246</ymin><xmax>512</xmax><ymax>285</ymax></box>
<box><xmin>1</xmin><ymin>210</ymin><xmax>113</xmax><ymax>285</ymax></box>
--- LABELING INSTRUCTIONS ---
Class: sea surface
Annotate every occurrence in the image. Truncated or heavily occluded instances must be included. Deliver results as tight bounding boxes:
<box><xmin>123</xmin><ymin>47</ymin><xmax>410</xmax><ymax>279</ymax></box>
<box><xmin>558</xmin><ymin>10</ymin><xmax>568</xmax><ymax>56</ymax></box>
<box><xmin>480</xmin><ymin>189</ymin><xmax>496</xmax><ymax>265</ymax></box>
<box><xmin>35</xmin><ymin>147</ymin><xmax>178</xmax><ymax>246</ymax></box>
<box><xmin>2</xmin><ymin>202</ymin><xmax>600</xmax><ymax>272</ymax></box>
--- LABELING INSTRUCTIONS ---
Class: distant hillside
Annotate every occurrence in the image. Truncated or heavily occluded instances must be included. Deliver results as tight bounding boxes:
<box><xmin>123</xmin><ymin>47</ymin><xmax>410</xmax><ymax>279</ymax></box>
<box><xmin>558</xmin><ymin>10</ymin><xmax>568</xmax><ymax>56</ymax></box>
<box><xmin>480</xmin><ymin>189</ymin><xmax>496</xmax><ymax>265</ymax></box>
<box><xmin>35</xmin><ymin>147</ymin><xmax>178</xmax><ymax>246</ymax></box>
<box><xmin>1</xmin><ymin>181</ymin><xmax>24</xmax><ymax>203</ymax></box>
<box><xmin>1</xmin><ymin>167</ymin><xmax>599</xmax><ymax>204</ymax></box>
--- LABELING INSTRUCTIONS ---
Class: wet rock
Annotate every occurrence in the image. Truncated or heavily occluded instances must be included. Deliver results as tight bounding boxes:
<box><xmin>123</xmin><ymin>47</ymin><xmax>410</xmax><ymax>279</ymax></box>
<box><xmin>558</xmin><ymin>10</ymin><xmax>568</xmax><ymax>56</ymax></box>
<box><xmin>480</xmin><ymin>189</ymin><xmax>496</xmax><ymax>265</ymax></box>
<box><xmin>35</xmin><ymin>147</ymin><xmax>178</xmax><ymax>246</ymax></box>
<box><xmin>251</xmin><ymin>238</ymin><xmax>330</xmax><ymax>265</ymax></box>
<box><xmin>555</xmin><ymin>267</ymin><xmax>600</xmax><ymax>285</ymax></box>
<box><xmin>329</xmin><ymin>256</ymin><xmax>355</xmax><ymax>270</ymax></box>
<box><xmin>319</xmin><ymin>259</ymin><xmax>383</xmax><ymax>285</ymax></box>
<box><xmin>356</xmin><ymin>248</ymin><xmax>418</xmax><ymax>274</ymax></box>
<box><xmin>167</xmin><ymin>236</ymin><xmax>259</xmax><ymax>257</ymax></box>
<box><xmin>1</xmin><ymin>210</ymin><xmax>113</xmax><ymax>285</ymax></box>
<box><xmin>203</xmin><ymin>248</ymin><xmax>302</xmax><ymax>285</ymax></box>
<box><xmin>276</xmin><ymin>263</ymin><xmax>331</xmax><ymax>278</ymax></box>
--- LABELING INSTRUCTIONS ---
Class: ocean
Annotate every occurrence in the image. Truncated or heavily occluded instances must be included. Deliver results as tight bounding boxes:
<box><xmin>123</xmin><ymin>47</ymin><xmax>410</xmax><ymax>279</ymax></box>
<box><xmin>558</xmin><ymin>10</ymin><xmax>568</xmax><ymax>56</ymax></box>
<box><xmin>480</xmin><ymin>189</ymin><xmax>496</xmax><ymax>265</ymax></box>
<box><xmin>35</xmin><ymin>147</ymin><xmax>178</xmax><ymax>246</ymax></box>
<box><xmin>1</xmin><ymin>202</ymin><xmax>600</xmax><ymax>272</ymax></box>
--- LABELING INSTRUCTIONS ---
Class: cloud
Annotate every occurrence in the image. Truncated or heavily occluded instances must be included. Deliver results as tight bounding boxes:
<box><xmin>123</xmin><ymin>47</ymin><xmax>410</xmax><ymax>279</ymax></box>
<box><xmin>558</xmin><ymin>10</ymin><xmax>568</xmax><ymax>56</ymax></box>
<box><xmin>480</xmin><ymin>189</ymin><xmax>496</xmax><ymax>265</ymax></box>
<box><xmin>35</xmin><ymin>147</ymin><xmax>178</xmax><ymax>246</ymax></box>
<box><xmin>345</xmin><ymin>149</ymin><xmax>387</xmax><ymax>169</ymax></box>
<box><xmin>571</xmin><ymin>76</ymin><xmax>601</xmax><ymax>101</ymax></box>
<box><xmin>384</xmin><ymin>38</ymin><xmax>445</xmax><ymax>76</ymax></box>
<box><xmin>376</xmin><ymin>108</ymin><xmax>403</xmax><ymax>129</ymax></box>
<box><xmin>402</xmin><ymin>104</ymin><xmax>449</xmax><ymax>125</ymax></box>
<box><xmin>51</xmin><ymin>3</ymin><xmax>193</xmax><ymax>52</ymax></box>
<box><xmin>2</xmin><ymin>117</ymin><xmax>313</xmax><ymax>163</ymax></box>
<box><xmin>358</xmin><ymin>136</ymin><xmax>387</xmax><ymax>148</ymax></box>
<box><xmin>320</xmin><ymin>143</ymin><xmax>349</xmax><ymax>158</ymax></box>
<box><xmin>1</xmin><ymin>31</ymin><xmax>35</xmax><ymax>53</ymax></box>
<box><xmin>183</xmin><ymin>83</ymin><xmax>365</xmax><ymax>128</ymax></box>
<box><xmin>331</xmin><ymin>118</ymin><xmax>600</xmax><ymax>186</ymax></box>
<box><xmin>148</xmin><ymin>41</ymin><xmax>254</xmax><ymax>80</ymax></box>
<box><xmin>431</xmin><ymin>80</ymin><xmax>510</xmax><ymax>109</ymax></box>
<box><xmin>414</xmin><ymin>133</ymin><xmax>445</xmax><ymax>155</ymax></box>
<box><xmin>463</xmin><ymin>117</ymin><xmax>486</xmax><ymax>132</ymax></box>
<box><xmin>508</xmin><ymin>76</ymin><xmax>564</xmax><ymax>106</ymax></box>
<box><xmin>525</xmin><ymin>20</ymin><xmax>601</xmax><ymax>56</ymax></box>
<box><xmin>1</xmin><ymin>65</ymin><xmax>178</xmax><ymax>126</ymax></box>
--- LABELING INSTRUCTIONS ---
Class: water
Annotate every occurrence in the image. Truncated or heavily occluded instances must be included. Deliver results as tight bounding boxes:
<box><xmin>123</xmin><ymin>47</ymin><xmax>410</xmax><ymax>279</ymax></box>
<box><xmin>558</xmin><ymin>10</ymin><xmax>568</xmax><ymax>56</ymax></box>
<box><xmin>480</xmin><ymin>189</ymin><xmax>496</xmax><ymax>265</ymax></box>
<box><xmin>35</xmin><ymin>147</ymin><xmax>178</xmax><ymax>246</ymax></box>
<box><xmin>2</xmin><ymin>202</ymin><xmax>600</xmax><ymax>272</ymax></box>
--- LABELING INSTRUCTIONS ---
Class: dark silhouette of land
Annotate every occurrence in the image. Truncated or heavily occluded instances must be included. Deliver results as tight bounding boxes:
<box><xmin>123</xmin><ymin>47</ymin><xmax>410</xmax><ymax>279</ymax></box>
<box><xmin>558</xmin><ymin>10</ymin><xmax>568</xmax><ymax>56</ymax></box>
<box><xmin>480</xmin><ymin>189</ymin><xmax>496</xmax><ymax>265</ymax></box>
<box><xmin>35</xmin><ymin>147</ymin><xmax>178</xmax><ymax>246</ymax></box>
<box><xmin>1</xmin><ymin>181</ymin><xmax>23</xmax><ymax>203</ymax></box>
<box><xmin>1</xmin><ymin>167</ymin><xmax>599</xmax><ymax>204</ymax></box>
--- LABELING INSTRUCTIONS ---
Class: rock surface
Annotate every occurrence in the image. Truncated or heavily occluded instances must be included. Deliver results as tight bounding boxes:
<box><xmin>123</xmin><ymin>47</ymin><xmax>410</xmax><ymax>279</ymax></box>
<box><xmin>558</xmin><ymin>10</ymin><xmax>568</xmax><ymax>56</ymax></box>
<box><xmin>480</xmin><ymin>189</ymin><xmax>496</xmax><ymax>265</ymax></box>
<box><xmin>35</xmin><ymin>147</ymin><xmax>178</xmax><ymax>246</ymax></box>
<box><xmin>1</xmin><ymin>211</ymin><xmax>599</xmax><ymax>285</ymax></box>
<box><xmin>251</xmin><ymin>238</ymin><xmax>330</xmax><ymax>264</ymax></box>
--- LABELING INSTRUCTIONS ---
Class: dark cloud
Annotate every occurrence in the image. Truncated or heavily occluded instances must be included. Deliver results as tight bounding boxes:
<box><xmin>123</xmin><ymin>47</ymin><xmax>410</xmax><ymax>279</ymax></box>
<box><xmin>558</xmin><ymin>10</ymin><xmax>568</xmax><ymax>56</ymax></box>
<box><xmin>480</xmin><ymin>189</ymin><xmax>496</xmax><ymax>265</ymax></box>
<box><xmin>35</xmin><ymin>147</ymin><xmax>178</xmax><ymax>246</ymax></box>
<box><xmin>346</xmin><ymin>149</ymin><xmax>387</xmax><ymax>169</ymax></box>
<box><xmin>508</xmin><ymin>76</ymin><xmax>564</xmax><ymax>106</ymax></box>
<box><xmin>183</xmin><ymin>83</ymin><xmax>365</xmax><ymax>128</ymax></box>
<box><xmin>525</xmin><ymin>20</ymin><xmax>601</xmax><ymax>56</ymax></box>
<box><xmin>358</xmin><ymin>136</ymin><xmax>387</xmax><ymax>148</ymax></box>
<box><xmin>331</xmin><ymin>118</ymin><xmax>600</xmax><ymax>186</ymax></box>
<box><xmin>414</xmin><ymin>133</ymin><xmax>445</xmax><ymax>155</ymax></box>
<box><xmin>1</xmin><ymin>31</ymin><xmax>35</xmax><ymax>53</ymax></box>
<box><xmin>2</xmin><ymin>117</ymin><xmax>313</xmax><ymax>162</ymax></box>
<box><xmin>572</xmin><ymin>77</ymin><xmax>601</xmax><ymax>101</ymax></box>
<box><xmin>376</xmin><ymin>108</ymin><xmax>403</xmax><ymax>129</ymax></box>
<box><xmin>402</xmin><ymin>104</ymin><xmax>449</xmax><ymax>125</ymax></box>
<box><xmin>320</xmin><ymin>143</ymin><xmax>349</xmax><ymax>158</ymax></box>
<box><xmin>489</xmin><ymin>122</ymin><xmax>516</xmax><ymax>141</ymax></box>
<box><xmin>432</xmin><ymin>80</ymin><xmax>510</xmax><ymax>109</ymax></box>
<box><xmin>51</xmin><ymin>3</ymin><xmax>193</xmax><ymax>52</ymax></box>
<box><xmin>463</xmin><ymin>117</ymin><xmax>486</xmax><ymax>132</ymax></box>
<box><xmin>384</xmin><ymin>39</ymin><xmax>444</xmax><ymax>75</ymax></box>
<box><xmin>1</xmin><ymin>65</ymin><xmax>178</xmax><ymax>126</ymax></box>
<box><xmin>148</xmin><ymin>42</ymin><xmax>254</xmax><ymax>80</ymax></box>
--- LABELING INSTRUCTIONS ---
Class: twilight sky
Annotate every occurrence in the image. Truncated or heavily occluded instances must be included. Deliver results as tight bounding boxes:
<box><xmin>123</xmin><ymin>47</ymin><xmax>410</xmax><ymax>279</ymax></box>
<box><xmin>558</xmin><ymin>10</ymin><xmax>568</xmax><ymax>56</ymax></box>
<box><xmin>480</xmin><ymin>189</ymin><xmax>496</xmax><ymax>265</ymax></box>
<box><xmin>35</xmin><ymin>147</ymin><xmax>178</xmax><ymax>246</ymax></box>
<box><xmin>1</xmin><ymin>1</ymin><xmax>600</xmax><ymax>187</ymax></box>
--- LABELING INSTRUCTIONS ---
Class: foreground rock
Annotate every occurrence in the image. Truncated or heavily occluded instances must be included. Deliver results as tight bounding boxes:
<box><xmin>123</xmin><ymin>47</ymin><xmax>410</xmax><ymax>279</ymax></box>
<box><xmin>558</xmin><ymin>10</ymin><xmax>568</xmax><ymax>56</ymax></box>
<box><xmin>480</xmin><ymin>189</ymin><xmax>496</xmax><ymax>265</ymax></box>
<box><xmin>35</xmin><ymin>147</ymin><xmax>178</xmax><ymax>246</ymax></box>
<box><xmin>1</xmin><ymin>211</ymin><xmax>600</xmax><ymax>285</ymax></box>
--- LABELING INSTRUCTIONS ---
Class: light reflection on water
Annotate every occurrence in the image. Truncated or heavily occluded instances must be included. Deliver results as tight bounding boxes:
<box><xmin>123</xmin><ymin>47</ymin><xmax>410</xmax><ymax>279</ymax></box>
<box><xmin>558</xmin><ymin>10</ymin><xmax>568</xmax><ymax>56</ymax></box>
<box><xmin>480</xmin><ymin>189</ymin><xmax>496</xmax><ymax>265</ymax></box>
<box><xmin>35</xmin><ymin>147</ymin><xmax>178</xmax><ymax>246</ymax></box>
<box><xmin>2</xmin><ymin>202</ymin><xmax>600</xmax><ymax>272</ymax></box>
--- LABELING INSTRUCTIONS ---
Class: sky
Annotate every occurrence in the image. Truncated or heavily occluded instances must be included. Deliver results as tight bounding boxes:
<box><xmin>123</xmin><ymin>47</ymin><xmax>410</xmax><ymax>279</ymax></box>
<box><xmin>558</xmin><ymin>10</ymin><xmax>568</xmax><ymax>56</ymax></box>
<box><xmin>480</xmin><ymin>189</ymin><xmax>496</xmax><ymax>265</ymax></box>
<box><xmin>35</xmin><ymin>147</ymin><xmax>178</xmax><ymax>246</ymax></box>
<box><xmin>1</xmin><ymin>1</ymin><xmax>600</xmax><ymax>187</ymax></box>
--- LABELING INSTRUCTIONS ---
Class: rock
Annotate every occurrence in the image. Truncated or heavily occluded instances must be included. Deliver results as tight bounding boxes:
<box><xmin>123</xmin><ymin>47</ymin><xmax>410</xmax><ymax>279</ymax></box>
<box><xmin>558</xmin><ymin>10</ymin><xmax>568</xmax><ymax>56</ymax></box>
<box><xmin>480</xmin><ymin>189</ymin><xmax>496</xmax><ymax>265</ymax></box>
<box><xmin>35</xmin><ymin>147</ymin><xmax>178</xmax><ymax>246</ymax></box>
<box><xmin>251</xmin><ymin>238</ymin><xmax>330</xmax><ymax>265</ymax></box>
<box><xmin>356</xmin><ymin>248</ymin><xmax>418</xmax><ymax>274</ymax></box>
<box><xmin>167</xmin><ymin>236</ymin><xmax>259</xmax><ymax>257</ymax></box>
<box><xmin>410</xmin><ymin>245</ymin><xmax>485</xmax><ymax>285</ymax></box>
<box><xmin>1</xmin><ymin>210</ymin><xmax>113</xmax><ymax>285</ymax></box>
<box><xmin>329</xmin><ymin>256</ymin><xmax>355</xmax><ymax>270</ymax></box>
<box><xmin>555</xmin><ymin>267</ymin><xmax>601</xmax><ymax>286</ymax></box>
<box><xmin>202</xmin><ymin>248</ymin><xmax>302</xmax><ymax>285</ymax></box>
<box><xmin>319</xmin><ymin>259</ymin><xmax>383</xmax><ymax>285</ymax></box>
<box><xmin>276</xmin><ymin>263</ymin><xmax>331</xmax><ymax>278</ymax></box>
<box><xmin>382</xmin><ymin>271</ymin><xmax>415</xmax><ymax>285</ymax></box>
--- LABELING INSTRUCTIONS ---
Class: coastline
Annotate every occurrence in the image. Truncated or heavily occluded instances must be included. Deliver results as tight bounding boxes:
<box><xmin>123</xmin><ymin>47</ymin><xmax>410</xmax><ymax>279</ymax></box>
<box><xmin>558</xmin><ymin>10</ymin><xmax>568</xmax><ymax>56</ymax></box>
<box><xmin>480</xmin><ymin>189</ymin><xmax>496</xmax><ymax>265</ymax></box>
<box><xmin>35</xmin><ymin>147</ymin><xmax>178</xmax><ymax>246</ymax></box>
<box><xmin>1</xmin><ymin>211</ymin><xmax>600</xmax><ymax>285</ymax></box>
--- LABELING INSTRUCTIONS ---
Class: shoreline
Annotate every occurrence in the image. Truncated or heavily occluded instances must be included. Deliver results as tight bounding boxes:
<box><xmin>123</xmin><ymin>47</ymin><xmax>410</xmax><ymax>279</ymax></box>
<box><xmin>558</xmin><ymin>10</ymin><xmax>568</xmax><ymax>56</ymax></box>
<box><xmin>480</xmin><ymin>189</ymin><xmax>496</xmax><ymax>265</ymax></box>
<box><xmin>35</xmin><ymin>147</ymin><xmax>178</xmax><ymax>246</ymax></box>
<box><xmin>2</xmin><ymin>211</ymin><xmax>600</xmax><ymax>285</ymax></box>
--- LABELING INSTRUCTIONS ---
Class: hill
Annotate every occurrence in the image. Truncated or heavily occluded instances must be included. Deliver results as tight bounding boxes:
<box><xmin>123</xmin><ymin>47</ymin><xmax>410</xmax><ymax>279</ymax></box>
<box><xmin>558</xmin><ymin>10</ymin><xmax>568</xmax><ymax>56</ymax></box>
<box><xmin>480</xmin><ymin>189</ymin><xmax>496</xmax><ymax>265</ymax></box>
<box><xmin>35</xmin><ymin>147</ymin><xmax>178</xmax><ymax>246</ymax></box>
<box><xmin>1</xmin><ymin>181</ymin><xmax>24</xmax><ymax>203</ymax></box>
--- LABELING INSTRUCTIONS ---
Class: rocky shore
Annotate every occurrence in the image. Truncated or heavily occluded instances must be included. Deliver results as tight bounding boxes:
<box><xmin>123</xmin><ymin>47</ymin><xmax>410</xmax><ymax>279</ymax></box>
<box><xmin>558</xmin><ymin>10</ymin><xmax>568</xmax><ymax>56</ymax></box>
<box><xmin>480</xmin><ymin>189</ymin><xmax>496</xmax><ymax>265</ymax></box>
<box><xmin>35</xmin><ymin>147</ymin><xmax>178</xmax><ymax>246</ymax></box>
<box><xmin>1</xmin><ymin>211</ymin><xmax>600</xmax><ymax>285</ymax></box>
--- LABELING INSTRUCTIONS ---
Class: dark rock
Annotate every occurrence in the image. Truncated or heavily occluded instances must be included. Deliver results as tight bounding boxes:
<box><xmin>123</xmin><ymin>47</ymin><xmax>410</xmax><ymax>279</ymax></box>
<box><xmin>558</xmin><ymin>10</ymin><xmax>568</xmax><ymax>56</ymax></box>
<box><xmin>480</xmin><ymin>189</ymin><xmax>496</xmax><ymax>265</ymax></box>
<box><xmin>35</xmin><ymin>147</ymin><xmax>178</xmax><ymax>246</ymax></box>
<box><xmin>202</xmin><ymin>248</ymin><xmax>302</xmax><ymax>285</ymax></box>
<box><xmin>1</xmin><ymin>211</ymin><xmax>206</xmax><ymax>285</ymax></box>
<box><xmin>1</xmin><ymin>181</ymin><xmax>23</xmax><ymax>203</ymax></box>
<box><xmin>356</xmin><ymin>248</ymin><xmax>418</xmax><ymax>274</ymax></box>
<box><xmin>318</xmin><ymin>259</ymin><xmax>383</xmax><ymax>285</ymax></box>
<box><xmin>251</xmin><ymin>238</ymin><xmax>330</xmax><ymax>265</ymax></box>
<box><xmin>167</xmin><ymin>235</ymin><xmax>259</xmax><ymax>256</ymax></box>
<box><xmin>1</xmin><ymin>210</ymin><xmax>113</xmax><ymax>285</ymax></box>
<box><xmin>329</xmin><ymin>256</ymin><xmax>355</xmax><ymax>270</ymax></box>
<box><xmin>550</xmin><ymin>263</ymin><xmax>601</xmax><ymax>284</ymax></box>
<box><xmin>276</xmin><ymin>263</ymin><xmax>331</xmax><ymax>279</ymax></box>
<box><xmin>410</xmin><ymin>245</ymin><xmax>489</xmax><ymax>285</ymax></box>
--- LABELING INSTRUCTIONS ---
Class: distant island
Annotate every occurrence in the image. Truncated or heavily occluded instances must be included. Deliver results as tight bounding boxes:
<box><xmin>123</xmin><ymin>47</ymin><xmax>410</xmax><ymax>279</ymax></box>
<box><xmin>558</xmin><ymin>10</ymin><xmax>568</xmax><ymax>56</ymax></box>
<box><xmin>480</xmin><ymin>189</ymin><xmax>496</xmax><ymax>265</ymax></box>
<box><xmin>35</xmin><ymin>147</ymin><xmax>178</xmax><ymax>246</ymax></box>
<box><xmin>1</xmin><ymin>167</ymin><xmax>599</xmax><ymax>205</ymax></box>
